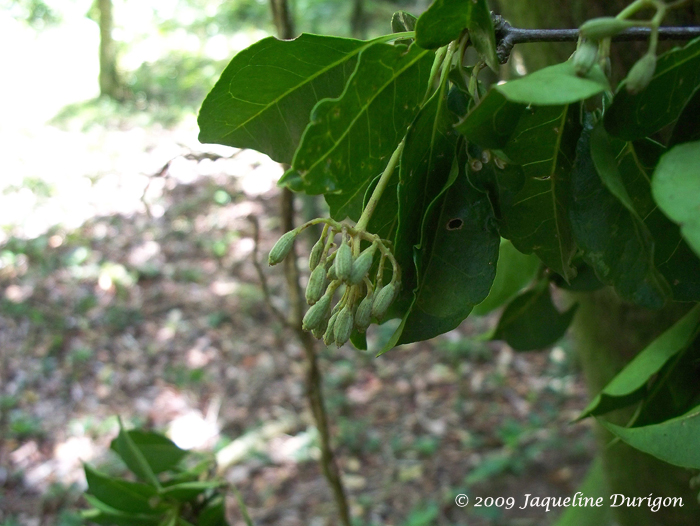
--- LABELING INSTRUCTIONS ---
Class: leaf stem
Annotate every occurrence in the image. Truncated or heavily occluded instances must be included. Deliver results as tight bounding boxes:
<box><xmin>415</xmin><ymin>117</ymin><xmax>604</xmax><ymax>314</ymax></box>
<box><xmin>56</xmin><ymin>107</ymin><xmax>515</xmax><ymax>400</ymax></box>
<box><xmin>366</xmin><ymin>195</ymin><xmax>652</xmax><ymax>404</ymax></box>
<box><xmin>355</xmin><ymin>139</ymin><xmax>405</xmax><ymax>232</ymax></box>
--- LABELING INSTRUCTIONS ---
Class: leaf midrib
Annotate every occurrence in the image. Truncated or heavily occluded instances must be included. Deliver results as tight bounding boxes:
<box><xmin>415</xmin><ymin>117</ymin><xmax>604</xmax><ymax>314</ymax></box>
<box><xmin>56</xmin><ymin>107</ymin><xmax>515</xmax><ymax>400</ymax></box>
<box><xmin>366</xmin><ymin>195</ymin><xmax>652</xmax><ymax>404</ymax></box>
<box><xmin>296</xmin><ymin>47</ymin><xmax>431</xmax><ymax>179</ymax></box>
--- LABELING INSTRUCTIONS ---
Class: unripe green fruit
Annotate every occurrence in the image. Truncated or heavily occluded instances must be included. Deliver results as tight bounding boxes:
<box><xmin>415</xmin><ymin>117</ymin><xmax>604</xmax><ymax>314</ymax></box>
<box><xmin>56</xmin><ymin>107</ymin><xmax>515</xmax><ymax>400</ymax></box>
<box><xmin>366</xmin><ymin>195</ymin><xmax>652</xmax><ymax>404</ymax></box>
<box><xmin>573</xmin><ymin>40</ymin><xmax>598</xmax><ymax>76</ymax></box>
<box><xmin>309</xmin><ymin>236</ymin><xmax>325</xmax><ymax>270</ymax></box>
<box><xmin>354</xmin><ymin>293</ymin><xmax>373</xmax><ymax>332</ymax></box>
<box><xmin>579</xmin><ymin>17</ymin><xmax>635</xmax><ymax>40</ymax></box>
<box><xmin>626</xmin><ymin>53</ymin><xmax>656</xmax><ymax>94</ymax></box>
<box><xmin>335</xmin><ymin>242</ymin><xmax>353</xmax><ymax>282</ymax></box>
<box><xmin>334</xmin><ymin>305</ymin><xmax>354</xmax><ymax>346</ymax></box>
<box><xmin>371</xmin><ymin>283</ymin><xmax>397</xmax><ymax>319</ymax></box>
<box><xmin>349</xmin><ymin>244</ymin><xmax>377</xmax><ymax>284</ymax></box>
<box><xmin>268</xmin><ymin>230</ymin><xmax>297</xmax><ymax>266</ymax></box>
<box><xmin>323</xmin><ymin>312</ymin><xmax>339</xmax><ymax>345</ymax></box>
<box><xmin>302</xmin><ymin>294</ymin><xmax>331</xmax><ymax>331</ymax></box>
<box><xmin>305</xmin><ymin>265</ymin><xmax>327</xmax><ymax>305</ymax></box>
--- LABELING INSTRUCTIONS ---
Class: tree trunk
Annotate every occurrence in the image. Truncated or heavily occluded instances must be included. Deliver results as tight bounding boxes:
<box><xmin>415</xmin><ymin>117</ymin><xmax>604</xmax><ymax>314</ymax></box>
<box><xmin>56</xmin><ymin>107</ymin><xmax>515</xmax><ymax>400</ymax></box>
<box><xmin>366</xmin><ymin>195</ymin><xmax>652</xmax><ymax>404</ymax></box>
<box><xmin>351</xmin><ymin>0</ymin><xmax>367</xmax><ymax>39</ymax></box>
<box><xmin>570</xmin><ymin>289</ymin><xmax>699</xmax><ymax>526</ymax></box>
<box><xmin>270</xmin><ymin>0</ymin><xmax>296</xmax><ymax>40</ymax></box>
<box><xmin>97</xmin><ymin>0</ymin><xmax>124</xmax><ymax>101</ymax></box>
<box><xmin>494</xmin><ymin>0</ymin><xmax>700</xmax><ymax>524</ymax></box>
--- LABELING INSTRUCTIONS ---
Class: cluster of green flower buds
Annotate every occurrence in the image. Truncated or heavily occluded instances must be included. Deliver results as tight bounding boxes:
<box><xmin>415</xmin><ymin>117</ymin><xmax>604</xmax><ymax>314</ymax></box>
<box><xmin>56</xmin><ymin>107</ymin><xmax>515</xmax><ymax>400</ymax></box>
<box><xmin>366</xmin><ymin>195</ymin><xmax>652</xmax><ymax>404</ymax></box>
<box><xmin>268</xmin><ymin>219</ymin><xmax>400</xmax><ymax>347</ymax></box>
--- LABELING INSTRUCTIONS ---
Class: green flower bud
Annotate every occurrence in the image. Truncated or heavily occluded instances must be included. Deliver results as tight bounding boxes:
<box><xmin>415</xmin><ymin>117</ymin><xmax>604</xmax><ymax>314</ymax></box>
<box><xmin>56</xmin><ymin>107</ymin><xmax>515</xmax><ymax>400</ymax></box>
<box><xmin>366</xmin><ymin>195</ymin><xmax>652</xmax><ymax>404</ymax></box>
<box><xmin>371</xmin><ymin>283</ymin><xmax>397</xmax><ymax>320</ymax></box>
<box><xmin>579</xmin><ymin>17</ymin><xmax>635</xmax><ymax>41</ymax></box>
<box><xmin>349</xmin><ymin>244</ymin><xmax>377</xmax><ymax>285</ymax></box>
<box><xmin>309</xmin><ymin>236</ymin><xmax>325</xmax><ymax>270</ymax></box>
<box><xmin>626</xmin><ymin>53</ymin><xmax>656</xmax><ymax>94</ymax></box>
<box><xmin>302</xmin><ymin>293</ymin><xmax>331</xmax><ymax>331</ymax></box>
<box><xmin>268</xmin><ymin>230</ymin><xmax>298</xmax><ymax>266</ymax></box>
<box><xmin>323</xmin><ymin>312</ymin><xmax>339</xmax><ymax>346</ymax></box>
<box><xmin>354</xmin><ymin>293</ymin><xmax>373</xmax><ymax>332</ymax></box>
<box><xmin>335</xmin><ymin>241</ymin><xmax>353</xmax><ymax>282</ymax></box>
<box><xmin>334</xmin><ymin>304</ymin><xmax>354</xmax><ymax>347</ymax></box>
<box><xmin>305</xmin><ymin>265</ymin><xmax>327</xmax><ymax>305</ymax></box>
<box><xmin>327</xmin><ymin>265</ymin><xmax>338</xmax><ymax>281</ymax></box>
<box><xmin>573</xmin><ymin>40</ymin><xmax>598</xmax><ymax>76</ymax></box>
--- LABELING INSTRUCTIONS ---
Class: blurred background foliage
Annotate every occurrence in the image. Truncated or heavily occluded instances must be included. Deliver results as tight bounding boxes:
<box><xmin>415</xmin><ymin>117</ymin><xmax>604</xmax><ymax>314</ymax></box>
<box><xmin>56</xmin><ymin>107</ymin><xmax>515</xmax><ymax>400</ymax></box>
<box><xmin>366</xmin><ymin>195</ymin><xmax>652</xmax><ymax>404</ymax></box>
<box><xmin>4</xmin><ymin>0</ymin><xmax>432</xmax><ymax>126</ymax></box>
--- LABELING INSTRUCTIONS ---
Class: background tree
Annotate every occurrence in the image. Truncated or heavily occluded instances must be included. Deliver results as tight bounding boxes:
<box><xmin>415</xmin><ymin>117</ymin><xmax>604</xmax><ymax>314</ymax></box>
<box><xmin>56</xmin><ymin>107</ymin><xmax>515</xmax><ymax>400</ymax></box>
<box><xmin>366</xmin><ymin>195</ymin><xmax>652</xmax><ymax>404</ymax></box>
<box><xmin>97</xmin><ymin>0</ymin><xmax>124</xmax><ymax>101</ymax></box>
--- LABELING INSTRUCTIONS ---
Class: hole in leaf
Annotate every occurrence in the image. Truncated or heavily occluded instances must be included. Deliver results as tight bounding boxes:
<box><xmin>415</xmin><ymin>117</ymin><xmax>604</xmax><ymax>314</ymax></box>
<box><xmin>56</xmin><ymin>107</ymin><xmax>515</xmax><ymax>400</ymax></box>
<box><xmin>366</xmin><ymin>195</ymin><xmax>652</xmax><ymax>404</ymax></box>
<box><xmin>446</xmin><ymin>218</ymin><xmax>464</xmax><ymax>230</ymax></box>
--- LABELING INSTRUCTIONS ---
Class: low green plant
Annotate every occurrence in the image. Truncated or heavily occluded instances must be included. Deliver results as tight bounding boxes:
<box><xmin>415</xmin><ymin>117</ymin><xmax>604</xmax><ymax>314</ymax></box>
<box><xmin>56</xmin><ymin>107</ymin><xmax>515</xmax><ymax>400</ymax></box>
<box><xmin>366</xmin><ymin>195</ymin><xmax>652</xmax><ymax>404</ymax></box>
<box><xmin>81</xmin><ymin>419</ymin><xmax>234</xmax><ymax>526</ymax></box>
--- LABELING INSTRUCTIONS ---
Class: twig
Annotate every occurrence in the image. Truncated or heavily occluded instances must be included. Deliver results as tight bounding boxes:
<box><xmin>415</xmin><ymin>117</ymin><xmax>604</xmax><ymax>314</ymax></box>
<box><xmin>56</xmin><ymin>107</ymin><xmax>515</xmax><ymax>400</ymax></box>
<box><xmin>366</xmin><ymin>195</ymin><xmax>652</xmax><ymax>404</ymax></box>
<box><xmin>493</xmin><ymin>14</ymin><xmax>700</xmax><ymax>63</ymax></box>
<box><xmin>279</xmin><ymin>187</ymin><xmax>352</xmax><ymax>526</ymax></box>
<box><xmin>249</xmin><ymin>215</ymin><xmax>289</xmax><ymax>328</ymax></box>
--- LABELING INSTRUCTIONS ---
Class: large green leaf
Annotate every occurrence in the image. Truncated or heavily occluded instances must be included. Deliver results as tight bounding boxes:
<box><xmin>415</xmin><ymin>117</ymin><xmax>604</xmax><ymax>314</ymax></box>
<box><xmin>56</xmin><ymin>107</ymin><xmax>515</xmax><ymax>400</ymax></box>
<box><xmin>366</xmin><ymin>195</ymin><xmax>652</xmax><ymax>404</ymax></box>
<box><xmin>605</xmin><ymin>37</ymin><xmax>700</xmax><ymax>140</ymax></box>
<box><xmin>669</xmin><ymin>87</ymin><xmax>700</xmax><ymax>147</ymax></box>
<box><xmin>110</xmin><ymin>420</ymin><xmax>160</xmax><ymax>487</ymax></box>
<box><xmin>600</xmin><ymin>403</ymin><xmax>700</xmax><ymax>469</ymax></box>
<box><xmin>496</xmin><ymin>62</ymin><xmax>610</xmax><ymax>106</ymax></box>
<box><xmin>575</xmin><ymin>121</ymin><xmax>670</xmax><ymax>309</ymax></box>
<box><xmin>472</xmin><ymin>239</ymin><xmax>540</xmax><ymax>316</ymax></box>
<box><xmin>84</xmin><ymin>464</ymin><xmax>162</xmax><ymax>515</ymax></box>
<box><xmin>397</xmin><ymin>163</ymin><xmax>500</xmax><ymax>344</ymax></box>
<box><xmin>454</xmin><ymin>88</ymin><xmax>525</xmax><ymax>149</ymax></box>
<box><xmin>198</xmin><ymin>34</ymin><xmax>370</xmax><ymax>164</ymax></box>
<box><xmin>652</xmin><ymin>141</ymin><xmax>700</xmax><ymax>259</ymax></box>
<box><xmin>415</xmin><ymin>0</ymin><xmax>499</xmax><ymax>71</ymax></box>
<box><xmin>393</xmin><ymin>83</ymin><xmax>460</xmax><ymax>314</ymax></box>
<box><xmin>580</xmin><ymin>304</ymin><xmax>700</xmax><ymax>419</ymax></box>
<box><xmin>111</xmin><ymin>429</ymin><xmax>187</xmax><ymax>476</ymax></box>
<box><xmin>498</xmin><ymin>105</ymin><xmax>580</xmax><ymax>280</ymax></box>
<box><xmin>589</xmin><ymin>129</ymin><xmax>700</xmax><ymax>301</ymax></box>
<box><xmin>281</xmin><ymin>43</ymin><xmax>433</xmax><ymax>221</ymax></box>
<box><xmin>493</xmin><ymin>284</ymin><xmax>577</xmax><ymax>351</ymax></box>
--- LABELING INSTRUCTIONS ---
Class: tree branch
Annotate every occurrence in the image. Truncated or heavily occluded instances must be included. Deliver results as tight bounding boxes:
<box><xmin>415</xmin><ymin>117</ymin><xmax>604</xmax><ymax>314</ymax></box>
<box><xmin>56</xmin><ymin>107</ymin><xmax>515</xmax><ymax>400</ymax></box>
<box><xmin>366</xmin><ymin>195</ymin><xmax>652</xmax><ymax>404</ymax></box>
<box><xmin>493</xmin><ymin>15</ymin><xmax>700</xmax><ymax>63</ymax></box>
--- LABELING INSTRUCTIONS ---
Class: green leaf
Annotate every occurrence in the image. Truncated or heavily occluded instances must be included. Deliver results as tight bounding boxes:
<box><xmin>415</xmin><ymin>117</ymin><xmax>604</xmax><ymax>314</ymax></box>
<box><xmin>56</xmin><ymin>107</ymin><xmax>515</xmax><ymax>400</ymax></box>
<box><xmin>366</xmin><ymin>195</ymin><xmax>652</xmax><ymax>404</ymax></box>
<box><xmin>415</xmin><ymin>0</ymin><xmax>499</xmax><ymax>72</ymax></box>
<box><xmin>198</xmin><ymin>496</ymin><xmax>230</xmax><ymax>526</ymax></box>
<box><xmin>391</xmin><ymin>11</ymin><xmax>417</xmax><ymax>46</ymax></box>
<box><xmin>600</xmin><ymin>403</ymin><xmax>700</xmax><ymax>469</ymax></box>
<box><xmin>550</xmin><ymin>261</ymin><xmax>604</xmax><ymax>292</ymax></box>
<box><xmin>198</xmin><ymin>34</ymin><xmax>371</xmax><ymax>164</ymax></box>
<box><xmin>498</xmin><ymin>105</ymin><xmax>580</xmax><ymax>280</ymax></box>
<box><xmin>669</xmin><ymin>87</ymin><xmax>700</xmax><ymax>147</ymax></box>
<box><xmin>281</xmin><ymin>42</ymin><xmax>433</xmax><ymax>220</ymax></box>
<box><xmin>391</xmin><ymin>11</ymin><xmax>417</xmax><ymax>33</ymax></box>
<box><xmin>397</xmin><ymin>161</ymin><xmax>500</xmax><ymax>344</ymax></box>
<box><xmin>82</xmin><ymin>495</ymin><xmax>162</xmax><ymax>526</ymax></box>
<box><xmin>587</xmin><ymin>130</ymin><xmax>700</xmax><ymax>302</ymax></box>
<box><xmin>110</xmin><ymin>421</ymin><xmax>162</xmax><ymax>486</ymax></box>
<box><xmin>493</xmin><ymin>284</ymin><xmax>578</xmax><ymax>351</ymax></box>
<box><xmin>580</xmin><ymin>304</ymin><xmax>700</xmax><ymax>419</ymax></box>
<box><xmin>393</xmin><ymin>83</ymin><xmax>460</xmax><ymax>315</ymax></box>
<box><xmin>652</xmin><ymin>141</ymin><xmax>700</xmax><ymax>259</ymax></box>
<box><xmin>605</xmin><ymin>37</ymin><xmax>700</xmax><ymax>140</ymax></box>
<box><xmin>159</xmin><ymin>481</ymin><xmax>222</xmax><ymax>502</ymax></box>
<box><xmin>454</xmin><ymin>88</ymin><xmax>525</xmax><ymax>149</ymax></box>
<box><xmin>496</xmin><ymin>62</ymin><xmax>610</xmax><ymax>106</ymax></box>
<box><xmin>551</xmin><ymin>458</ymin><xmax>612</xmax><ymax>526</ymax></box>
<box><xmin>84</xmin><ymin>464</ymin><xmax>161</xmax><ymax>514</ymax></box>
<box><xmin>111</xmin><ymin>428</ymin><xmax>187</xmax><ymax>476</ymax></box>
<box><xmin>472</xmin><ymin>239</ymin><xmax>540</xmax><ymax>316</ymax></box>
<box><xmin>575</xmin><ymin>120</ymin><xmax>670</xmax><ymax>309</ymax></box>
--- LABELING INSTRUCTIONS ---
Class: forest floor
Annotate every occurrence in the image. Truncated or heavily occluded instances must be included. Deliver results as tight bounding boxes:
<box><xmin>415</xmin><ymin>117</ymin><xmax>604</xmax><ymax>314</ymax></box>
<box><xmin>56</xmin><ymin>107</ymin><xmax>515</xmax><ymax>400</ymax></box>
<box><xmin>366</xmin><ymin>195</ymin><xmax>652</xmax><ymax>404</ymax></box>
<box><xmin>0</xmin><ymin>102</ymin><xmax>597</xmax><ymax>526</ymax></box>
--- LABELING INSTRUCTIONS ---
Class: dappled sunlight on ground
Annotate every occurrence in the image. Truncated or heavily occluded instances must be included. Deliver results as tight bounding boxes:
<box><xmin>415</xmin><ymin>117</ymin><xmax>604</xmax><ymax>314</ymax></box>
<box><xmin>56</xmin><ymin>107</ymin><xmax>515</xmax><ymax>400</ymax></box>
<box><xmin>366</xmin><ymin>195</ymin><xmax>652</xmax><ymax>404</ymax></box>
<box><xmin>0</xmin><ymin>5</ymin><xmax>597</xmax><ymax>525</ymax></box>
